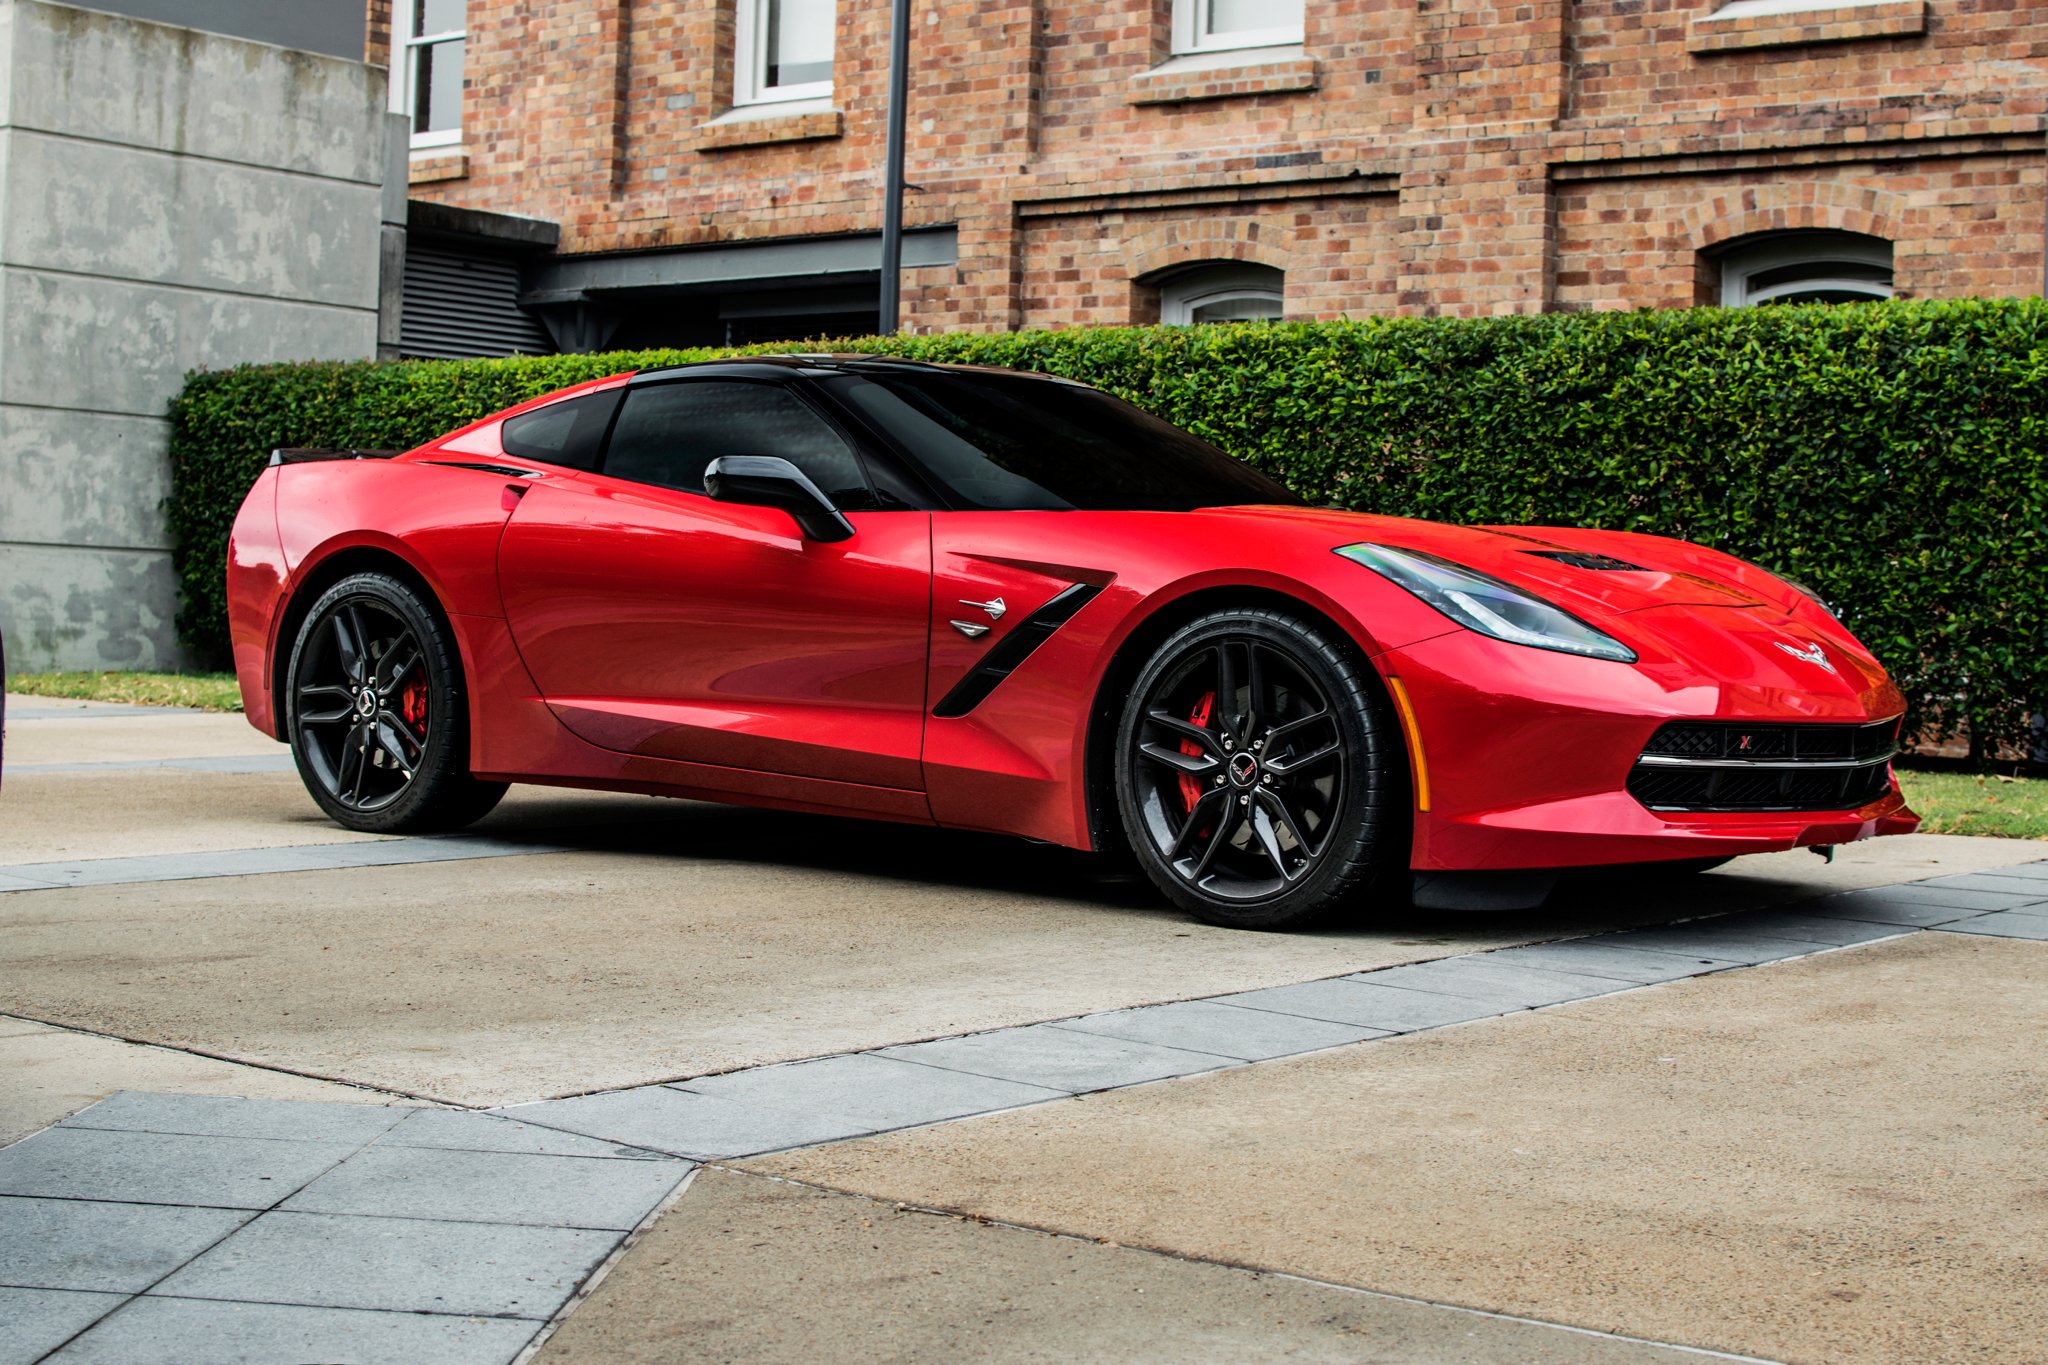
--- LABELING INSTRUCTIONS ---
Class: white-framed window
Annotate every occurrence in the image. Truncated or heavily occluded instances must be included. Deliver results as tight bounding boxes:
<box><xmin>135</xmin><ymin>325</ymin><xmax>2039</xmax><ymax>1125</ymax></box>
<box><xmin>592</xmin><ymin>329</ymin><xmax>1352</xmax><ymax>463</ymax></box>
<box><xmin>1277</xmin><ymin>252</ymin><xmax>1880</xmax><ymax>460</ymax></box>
<box><xmin>734</xmin><ymin>0</ymin><xmax>836</xmax><ymax>107</ymax></box>
<box><xmin>400</xmin><ymin>0</ymin><xmax>466</xmax><ymax>149</ymax></box>
<box><xmin>1171</xmin><ymin>0</ymin><xmax>1305</xmax><ymax>56</ymax></box>
<box><xmin>1716</xmin><ymin>231</ymin><xmax>1894</xmax><ymax>307</ymax></box>
<box><xmin>1160</xmin><ymin>264</ymin><xmax>1285</xmax><ymax>324</ymax></box>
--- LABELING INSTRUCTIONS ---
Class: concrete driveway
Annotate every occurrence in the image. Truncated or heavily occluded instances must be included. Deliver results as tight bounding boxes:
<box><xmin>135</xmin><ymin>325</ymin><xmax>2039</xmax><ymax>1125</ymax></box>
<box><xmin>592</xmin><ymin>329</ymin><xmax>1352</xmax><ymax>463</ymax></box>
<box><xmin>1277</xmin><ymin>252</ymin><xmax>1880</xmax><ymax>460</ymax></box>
<box><xmin>2</xmin><ymin>694</ymin><xmax>2044</xmax><ymax>1363</ymax></box>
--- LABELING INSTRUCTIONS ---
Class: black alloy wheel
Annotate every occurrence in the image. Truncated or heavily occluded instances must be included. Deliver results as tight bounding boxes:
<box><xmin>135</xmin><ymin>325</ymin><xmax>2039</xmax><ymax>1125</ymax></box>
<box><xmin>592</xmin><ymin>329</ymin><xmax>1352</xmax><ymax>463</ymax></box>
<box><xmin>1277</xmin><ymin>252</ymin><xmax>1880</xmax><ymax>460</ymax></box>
<box><xmin>286</xmin><ymin>572</ymin><xmax>506</xmax><ymax>833</ymax></box>
<box><xmin>1115</xmin><ymin>607</ymin><xmax>1402</xmax><ymax>930</ymax></box>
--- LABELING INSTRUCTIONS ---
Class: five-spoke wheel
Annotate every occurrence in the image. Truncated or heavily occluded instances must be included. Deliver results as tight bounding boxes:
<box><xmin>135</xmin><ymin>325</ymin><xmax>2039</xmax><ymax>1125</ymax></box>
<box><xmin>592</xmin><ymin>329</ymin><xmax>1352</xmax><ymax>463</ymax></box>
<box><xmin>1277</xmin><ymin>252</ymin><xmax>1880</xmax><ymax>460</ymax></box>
<box><xmin>285</xmin><ymin>573</ymin><xmax>505</xmax><ymax>833</ymax></box>
<box><xmin>1115</xmin><ymin>608</ymin><xmax>1400</xmax><ymax>929</ymax></box>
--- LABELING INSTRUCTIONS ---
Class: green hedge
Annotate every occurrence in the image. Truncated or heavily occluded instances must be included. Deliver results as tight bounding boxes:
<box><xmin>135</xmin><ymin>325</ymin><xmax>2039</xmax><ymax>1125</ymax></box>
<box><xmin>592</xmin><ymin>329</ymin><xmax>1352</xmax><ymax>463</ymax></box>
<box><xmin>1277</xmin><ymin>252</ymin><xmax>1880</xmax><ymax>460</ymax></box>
<box><xmin>169</xmin><ymin>298</ymin><xmax>2047</xmax><ymax>752</ymax></box>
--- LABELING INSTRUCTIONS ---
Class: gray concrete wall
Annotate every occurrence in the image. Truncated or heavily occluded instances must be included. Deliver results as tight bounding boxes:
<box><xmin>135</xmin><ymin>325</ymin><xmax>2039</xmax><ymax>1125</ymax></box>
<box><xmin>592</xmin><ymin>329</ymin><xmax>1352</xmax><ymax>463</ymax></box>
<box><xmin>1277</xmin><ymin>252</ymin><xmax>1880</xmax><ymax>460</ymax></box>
<box><xmin>0</xmin><ymin>0</ymin><xmax>388</xmax><ymax>669</ymax></box>
<box><xmin>65</xmin><ymin>1</ymin><xmax>365</xmax><ymax>62</ymax></box>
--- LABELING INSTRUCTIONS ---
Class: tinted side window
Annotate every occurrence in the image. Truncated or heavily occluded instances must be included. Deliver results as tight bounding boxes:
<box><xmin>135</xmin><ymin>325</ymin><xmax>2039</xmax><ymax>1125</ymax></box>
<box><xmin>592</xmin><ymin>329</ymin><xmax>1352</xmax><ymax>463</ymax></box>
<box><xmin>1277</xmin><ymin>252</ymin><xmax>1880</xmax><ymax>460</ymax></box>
<box><xmin>602</xmin><ymin>381</ymin><xmax>872</xmax><ymax>507</ymax></box>
<box><xmin>818</xmin><ymin>371</ymin><xmax>1302</xmax><ymax>512</ymax></box>
<box><xmin>500</xmin><ymin>389</ymin><xmax>623</xmax><ymax>470</ymax></box>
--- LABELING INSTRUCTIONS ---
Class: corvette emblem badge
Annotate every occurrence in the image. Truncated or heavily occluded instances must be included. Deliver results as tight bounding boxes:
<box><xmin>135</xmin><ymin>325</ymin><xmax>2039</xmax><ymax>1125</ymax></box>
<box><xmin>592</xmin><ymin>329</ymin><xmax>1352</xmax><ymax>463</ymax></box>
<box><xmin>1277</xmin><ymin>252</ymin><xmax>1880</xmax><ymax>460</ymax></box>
<box><xmin>1775</xmin><ymin>640</ymin><xmax>1836</xmax><ymax>674</ymax></box>
<box><xmin>959</xmin><ymin>596</ymin><xmax>1006</xmax><ymax>621</ymax></box>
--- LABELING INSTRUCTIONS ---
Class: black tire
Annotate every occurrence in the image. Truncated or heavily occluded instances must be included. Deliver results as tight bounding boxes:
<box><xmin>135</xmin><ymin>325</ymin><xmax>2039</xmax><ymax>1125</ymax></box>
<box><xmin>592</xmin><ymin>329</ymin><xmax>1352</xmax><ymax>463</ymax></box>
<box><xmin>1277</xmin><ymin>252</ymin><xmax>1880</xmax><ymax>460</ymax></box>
<box><xmin>285</xmin><ymin>571</ymin><xmax>507</xmax><ymax>833</ymax></box>
<box><xmin>1113</xmin><ymin>607</ymin><xmax>1404</xmax><ymax>930</ymax></box>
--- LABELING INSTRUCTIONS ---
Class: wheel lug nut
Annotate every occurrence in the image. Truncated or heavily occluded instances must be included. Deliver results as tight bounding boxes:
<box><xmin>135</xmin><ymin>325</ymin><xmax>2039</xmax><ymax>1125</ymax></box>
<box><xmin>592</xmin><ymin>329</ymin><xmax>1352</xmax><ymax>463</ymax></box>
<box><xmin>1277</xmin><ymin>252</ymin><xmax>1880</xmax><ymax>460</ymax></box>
<box><xmin>1223</xmin><ymin>738</ymin><xmax>1233</xmax><ymax>750</ymax></box>
<box><xmin>1261</xmin><ymin>774</ymin><xmax>1273</xmax><ymax>784</ymax></box>
<box><xmin>1213</xmin><ymin>775</ymin><xmax>1224</xmax><ymax>786</ymax></box>
<box><xmin>1239</xmin><ymin>796</ymin><xmax>1250</xmax><ymax>807</ymax></box>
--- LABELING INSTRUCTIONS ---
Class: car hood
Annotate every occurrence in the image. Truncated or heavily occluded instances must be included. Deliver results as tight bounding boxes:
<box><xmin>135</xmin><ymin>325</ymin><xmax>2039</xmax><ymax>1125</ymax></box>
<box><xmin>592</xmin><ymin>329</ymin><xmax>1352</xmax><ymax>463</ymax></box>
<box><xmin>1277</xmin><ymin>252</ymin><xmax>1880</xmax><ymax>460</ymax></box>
<box><xmin>1219</xmin><ymin>506</ymin><xmax>1800</xmax><ymax>621</ymax></box>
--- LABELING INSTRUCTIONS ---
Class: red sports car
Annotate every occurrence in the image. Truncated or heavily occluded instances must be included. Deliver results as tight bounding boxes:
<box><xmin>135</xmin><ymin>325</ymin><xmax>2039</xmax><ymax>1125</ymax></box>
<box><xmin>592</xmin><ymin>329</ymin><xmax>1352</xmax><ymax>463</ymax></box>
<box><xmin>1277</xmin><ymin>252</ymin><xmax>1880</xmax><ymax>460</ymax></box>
<box><xmin>227</xmin><ymin>357</ymin><xmax>1917</xmax><ymax>928</ymax></box>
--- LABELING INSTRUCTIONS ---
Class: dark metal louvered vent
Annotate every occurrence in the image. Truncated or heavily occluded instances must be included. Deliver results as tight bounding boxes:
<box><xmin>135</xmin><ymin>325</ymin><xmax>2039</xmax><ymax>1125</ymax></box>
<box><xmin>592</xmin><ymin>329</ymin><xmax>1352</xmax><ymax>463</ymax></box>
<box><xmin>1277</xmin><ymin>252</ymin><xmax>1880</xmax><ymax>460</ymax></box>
<box><xmin>1626</xmin><ymin>718</ymin><xmax>1901</xmax><ymax>813</ymax></box>
<box><xmin>1525</xmin><ymin>550</ymin><xmax>1646</xmax><ymax>572</ymax></box>
<box><xmin>400</xmin><ymin>243</ymin><xmax>554</xmax><ymax>360</ymax></box>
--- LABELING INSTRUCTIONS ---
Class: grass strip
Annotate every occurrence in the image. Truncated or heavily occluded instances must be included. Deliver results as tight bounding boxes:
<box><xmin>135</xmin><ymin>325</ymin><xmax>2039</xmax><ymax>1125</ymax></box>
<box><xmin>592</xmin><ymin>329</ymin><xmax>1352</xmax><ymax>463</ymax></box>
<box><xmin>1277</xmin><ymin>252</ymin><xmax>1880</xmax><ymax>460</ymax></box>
<box><xmin>6</xmin><ymin>670</ymin><xmax>243</xmax><ymax>712</ymax></box>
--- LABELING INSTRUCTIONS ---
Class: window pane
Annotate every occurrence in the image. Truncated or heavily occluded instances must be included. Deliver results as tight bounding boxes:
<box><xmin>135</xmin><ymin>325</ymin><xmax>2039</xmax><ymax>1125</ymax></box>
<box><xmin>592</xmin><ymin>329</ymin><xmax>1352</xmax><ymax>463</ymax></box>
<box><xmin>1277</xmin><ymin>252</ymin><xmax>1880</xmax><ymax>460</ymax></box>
<box><xmin>415</xmin><ymin>0</ymin><xmax>464</xmax><ymax>37</ymax></box>
<box><xmin>823</xmin><ymin>370</ymin><xmax>1302</xmax><ymax>513</ymax></box>
<box><xmin>1206</xmin><ymin>0</ymin><xmax>1301</xmax><ymax>37</ymax></box>
<box><xmin>603</xmin><ymin>381</ymin><xmax>870</xmax><ymax>507</ymax></box>
<box><xmin>766</xmin><ymin>0</ymin><xmax>834</xmax><ymax>88</ymax></box>
<box><xmin>1190</xmin><ymin>295</ymin><xmax>1283</xmax><ymax>324</ymax></box>
<box><xmin>501</xmin><ymin>390</ymin><xmax>623</xmax><ymax>471</ymax></box>
<box><xmin>414</xmin><ymin>38</ymin><xmax>464</xmax><ymax>134</ymax></box>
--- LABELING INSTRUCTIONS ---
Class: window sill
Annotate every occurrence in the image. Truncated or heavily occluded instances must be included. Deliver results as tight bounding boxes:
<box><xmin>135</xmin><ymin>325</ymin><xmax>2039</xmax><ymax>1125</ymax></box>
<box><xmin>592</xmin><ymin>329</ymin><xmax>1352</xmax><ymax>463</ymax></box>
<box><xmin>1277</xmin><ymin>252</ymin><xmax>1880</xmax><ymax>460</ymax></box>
<box><xmin>408</xmin><ymin>150</ymin><xmax>469</xmax><ymax>184</ymax></box>
<box><xmin>696</xmin><ymin>101</ymin><xmax>845</xmax><ymax>151</ymax></box>
<box><xmin>1127</xmin><ymin>46</ymin><xmax>1317</xmax><ymax>106</ymax></box>
<box><xmin>1688</xmin><ymin>0</ymin><xmax>1927</xmax><ymax>53</ymax></box>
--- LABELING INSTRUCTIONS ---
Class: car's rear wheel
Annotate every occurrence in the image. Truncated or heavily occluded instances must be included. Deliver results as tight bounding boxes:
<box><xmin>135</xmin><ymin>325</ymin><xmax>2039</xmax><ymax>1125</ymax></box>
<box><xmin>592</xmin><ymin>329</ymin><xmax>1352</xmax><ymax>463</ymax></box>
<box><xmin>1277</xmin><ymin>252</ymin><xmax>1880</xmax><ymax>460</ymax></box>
<box><xmin>1114</xmin><ymin>608</ymin><xmax>1403</xmax><ymax>930</ymax></box>
<box><xmin>286</xmin><ymin>572</ymin><xmax>506</xmax><ymax>833</ymax></box>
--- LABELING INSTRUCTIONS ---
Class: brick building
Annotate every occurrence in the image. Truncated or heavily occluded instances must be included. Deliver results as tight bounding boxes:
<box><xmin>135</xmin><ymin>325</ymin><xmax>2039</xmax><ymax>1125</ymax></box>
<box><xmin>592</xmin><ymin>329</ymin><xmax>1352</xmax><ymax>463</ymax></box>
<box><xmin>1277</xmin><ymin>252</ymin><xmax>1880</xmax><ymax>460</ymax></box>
<box><xmin>372</xmin><ymin>0</ymin><xmax>2047</xmax><ymax>355</ymax></box>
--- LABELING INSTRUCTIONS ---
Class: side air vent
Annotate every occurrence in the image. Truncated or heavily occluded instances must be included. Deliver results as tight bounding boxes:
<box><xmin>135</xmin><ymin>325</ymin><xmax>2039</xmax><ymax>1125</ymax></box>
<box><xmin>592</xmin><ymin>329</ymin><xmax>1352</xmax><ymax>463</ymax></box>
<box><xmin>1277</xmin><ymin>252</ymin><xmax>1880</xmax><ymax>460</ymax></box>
<box><xmin>932</xmin><ymin>584</ymin><xmax>1104</xmax><ymax>719</ymax></box>
<box><xmin>1525</xmin><ymin>550</ymin><xmax>1646</xmax><ymax>572</ymax></box>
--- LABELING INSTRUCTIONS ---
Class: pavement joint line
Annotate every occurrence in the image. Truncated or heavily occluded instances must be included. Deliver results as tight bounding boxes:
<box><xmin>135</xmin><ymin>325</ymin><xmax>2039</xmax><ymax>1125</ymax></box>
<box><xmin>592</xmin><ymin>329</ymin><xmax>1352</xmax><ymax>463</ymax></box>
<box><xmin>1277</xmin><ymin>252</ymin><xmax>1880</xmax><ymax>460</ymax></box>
<box><xmin>0</xmin><ymin>1010</ymin><xmax>468</xmax><ymax>1109</ymax></box>
<box><xmin>497</xmin><ymin>925</ymin><xmax>1920</xmax><ymax>1160</ymax></box>
<box><xmin>5</xmin><ymin>754</ymin><xmax>300</xmax><ymax>775</ymax></box>
<box><xmin>709</xmin><ymin>1166</ymin><xmax>1793</xmax><ymax>1365</ymax></box>
<box><xmin>0</xmin><ymin>834</ymin><xmax>575</xmax><ymax>893</ymax></box>
<box><xmin>507</xmin><ymin>1166</ymin><xmax>701</xmax><ymax>1365</ymax></box>
<box><xmin>4</xmin><ymin>705</ymin><xmax>214</xmax><ymax>720</ymax></box>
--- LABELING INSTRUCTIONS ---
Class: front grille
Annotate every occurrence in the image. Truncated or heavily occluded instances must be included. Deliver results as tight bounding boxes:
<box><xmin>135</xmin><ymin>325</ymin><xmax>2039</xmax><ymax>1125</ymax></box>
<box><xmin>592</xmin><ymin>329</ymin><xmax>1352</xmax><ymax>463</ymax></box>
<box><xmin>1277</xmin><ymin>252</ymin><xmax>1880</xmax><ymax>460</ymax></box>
<box><xmin>1626</xmin><ymin>718</ymin><xmax>1900</xmax><ymax>813</ymax></box>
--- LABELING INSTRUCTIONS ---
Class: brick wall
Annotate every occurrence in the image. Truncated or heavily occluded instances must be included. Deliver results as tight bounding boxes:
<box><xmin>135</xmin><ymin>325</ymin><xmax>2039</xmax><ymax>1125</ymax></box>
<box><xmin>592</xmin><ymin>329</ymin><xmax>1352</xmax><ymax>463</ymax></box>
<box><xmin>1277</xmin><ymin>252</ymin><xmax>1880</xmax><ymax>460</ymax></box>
<box><xmin>380</xmin><ymin>0</ymin><xmax>2047</xmax><ymax>333</ymax></box>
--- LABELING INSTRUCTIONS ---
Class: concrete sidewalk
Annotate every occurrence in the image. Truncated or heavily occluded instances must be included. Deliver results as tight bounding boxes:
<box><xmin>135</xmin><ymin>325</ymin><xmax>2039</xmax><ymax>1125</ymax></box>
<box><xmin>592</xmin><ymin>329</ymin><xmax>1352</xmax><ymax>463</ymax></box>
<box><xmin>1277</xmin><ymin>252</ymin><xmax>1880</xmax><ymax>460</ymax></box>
<box><xmin>4</xmin><ymin>695</ymin><xmax>2045</xmax><ymax>1363</ymax></box>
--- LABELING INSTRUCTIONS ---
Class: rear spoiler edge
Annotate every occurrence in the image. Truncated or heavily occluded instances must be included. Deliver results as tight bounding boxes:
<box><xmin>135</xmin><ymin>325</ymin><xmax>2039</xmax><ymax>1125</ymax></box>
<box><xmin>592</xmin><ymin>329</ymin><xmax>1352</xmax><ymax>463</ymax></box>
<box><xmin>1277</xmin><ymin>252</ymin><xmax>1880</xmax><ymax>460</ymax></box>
<box><xmin>269</xmin><ymin>447</ymin><xmax>403</xmax><ymax>466</ymax></box>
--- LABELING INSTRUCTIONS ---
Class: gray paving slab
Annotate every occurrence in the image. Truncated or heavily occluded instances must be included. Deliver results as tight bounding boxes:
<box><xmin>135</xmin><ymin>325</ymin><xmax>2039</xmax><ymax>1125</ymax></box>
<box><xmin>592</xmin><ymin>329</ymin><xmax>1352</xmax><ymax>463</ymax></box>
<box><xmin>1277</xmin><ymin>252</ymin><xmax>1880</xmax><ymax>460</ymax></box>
<box><xmin>1799</xmin><ymin>890</ymin><xmax>1987</xmax><ymax>927</ymax></box>
<box><xmin>1937</xmin><ymin>910</ymin><xmax>2048</xmax><ymax>941</ymax></box>
<box><xmin>10</xmin><ymin>755</ymin><xmax>298</xmax><ymax>776</ymax></box>
<box><xmin>5</xmin><ymin>705</ymin><xmax>201</xmax><ymax>720</ymax></box>
<box><xmin>1916</xmin><ymin>870</ymin><xmax>2048</xmax><ymax>894</ymax></box>
<box><xmin>1591</xmin><ymin>927</ymin><xmax>1827</xmax><ymax>965</ymax></box>
<box><xmin>280</xmin><ymin>1143</ymin><xmax>688</xmax><ymax>1230</ymax></box>
<box><xmin>1479</xmin><ymin>940</ymin><xmax>1742</xmax><ymax>984</ymax></box>
<box><xmin>0</xmin><ymin>1286</ymin><xmax>125</xmax><ymax>1365</ymax></box>
<box><xmin>153</xmin><ymin>1210</ymin><xmax>617</xmax><ymax>1319</ymax></box>
<box><xmin>1048</xmin><ymin>998</ymin><xmax>1391</xmax><ymax>1061</ymax></box>
<box><xmin>678</xmin><ymin>1052</ymin><xmax>1065</xmax><ymax>1130</ymax></box>
<box><xmin>377</xmin><ymin>1108</ymin><xmax>668</xmax><ymax>1160</ymax></box>
<box><xmin>47</xmin><ymin>1296</ymin><xmax>540</xmax><ymax>1365</ymax></box>
<box><xmin>876</xmin><ymin>1024</ymin><xmax>1236</xmax><ymax>1094</ymax></box>
<box><xmin>0</xmin><ymin>1128</ymin><xmax>356</xmax><ymax>1210</ymax></box>
<box><xmin>0</xmin><ymin>836</ymin><xmax>568</xmax><ymax>894</ymax></box>
<box><xmin>1213</xmin><ymin>978</ymin><xmax>1517</xmax><ymax>1031</ymax></box>
<box><xmin>61</xmin><ymin>1092</ymin><xmax>414</xmax><ymax>1146</ymax></box>
<box><xmin>1868</xmin><ymin>883</ymin><xmax>2048</xmax><ymax>912</ymax></box>
<box><xmin>1714</xmin><ymin>911</ymin><xmax>1912</xmax><ymax>947</ymax></box>
<box><xmin>1346</xmin><ymin>958</ymin><xmax>1626</xmax><ymax>1007</ymax></box>
<box><xmin>508</xmin><ymin>1085</ymin><xmax>876</xmax><ymax>1160</ymax></box>
<box><xmin>0</xmin><ymin>872</ymin><xmax>59</xmax><ymax>892</ymax></box>
<box><xmin>0</xmin><ymin>1196</ymin><xmax>251</xmax><ymax>1293</ymax></box>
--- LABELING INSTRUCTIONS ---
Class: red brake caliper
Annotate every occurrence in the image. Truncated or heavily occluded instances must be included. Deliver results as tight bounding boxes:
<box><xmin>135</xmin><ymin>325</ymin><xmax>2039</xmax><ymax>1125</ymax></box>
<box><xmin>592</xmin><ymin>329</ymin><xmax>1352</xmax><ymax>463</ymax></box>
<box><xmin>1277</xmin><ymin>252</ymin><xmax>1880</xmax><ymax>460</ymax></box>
<box><xmin>1176</xmin><ymin>690</ymin><xmax>1216</xmax><ymax>813</ymax></box>
<box><xmin>399</xmin><ymin>674</ymin><xmax>428</xmax><ymax>733</ymax></box>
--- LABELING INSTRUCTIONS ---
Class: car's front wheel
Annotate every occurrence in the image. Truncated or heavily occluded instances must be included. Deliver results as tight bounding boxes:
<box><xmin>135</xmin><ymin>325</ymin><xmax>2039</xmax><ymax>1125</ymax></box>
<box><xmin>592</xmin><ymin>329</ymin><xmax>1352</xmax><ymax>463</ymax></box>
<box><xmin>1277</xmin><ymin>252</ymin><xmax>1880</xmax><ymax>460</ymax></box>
<box><xmin>285</xmin><ymin>572</ymin><xmax>506</xmax><ymax>833</ymax></box>
<box><xmin>1114</xmin><ymin>607</ymin><xmax>1404</xmax><ymax>930</ymax></box>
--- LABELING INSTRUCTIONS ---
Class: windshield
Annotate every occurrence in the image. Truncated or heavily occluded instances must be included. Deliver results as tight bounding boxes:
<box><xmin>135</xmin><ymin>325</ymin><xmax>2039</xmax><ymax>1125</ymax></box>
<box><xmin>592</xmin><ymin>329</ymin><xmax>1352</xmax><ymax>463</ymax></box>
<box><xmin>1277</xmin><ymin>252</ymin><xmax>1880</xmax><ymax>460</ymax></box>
<box><xmin>818</xmin><ymin>368</ymin><xmax>1305</xmax><ymax>512</ymax></box>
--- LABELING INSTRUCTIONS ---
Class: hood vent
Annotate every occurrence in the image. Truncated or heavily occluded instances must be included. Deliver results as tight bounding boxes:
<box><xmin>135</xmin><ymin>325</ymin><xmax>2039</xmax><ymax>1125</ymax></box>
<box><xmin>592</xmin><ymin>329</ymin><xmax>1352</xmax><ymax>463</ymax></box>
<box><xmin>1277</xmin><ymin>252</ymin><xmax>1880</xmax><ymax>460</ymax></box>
<box><xmin>1525</xmin><ymin>550</ymin><xmax>1646</xmax><ymax>572</ymax></box>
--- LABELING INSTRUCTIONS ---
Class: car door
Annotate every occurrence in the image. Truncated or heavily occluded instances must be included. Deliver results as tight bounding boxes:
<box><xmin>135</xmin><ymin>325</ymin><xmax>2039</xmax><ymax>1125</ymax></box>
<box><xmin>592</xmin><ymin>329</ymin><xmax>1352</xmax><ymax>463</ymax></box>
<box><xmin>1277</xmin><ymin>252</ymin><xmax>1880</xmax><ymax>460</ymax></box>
<box><xmin>497</xmin><ymin>377</ymin><xmax>932</xmax><ymax>791</ymax></box>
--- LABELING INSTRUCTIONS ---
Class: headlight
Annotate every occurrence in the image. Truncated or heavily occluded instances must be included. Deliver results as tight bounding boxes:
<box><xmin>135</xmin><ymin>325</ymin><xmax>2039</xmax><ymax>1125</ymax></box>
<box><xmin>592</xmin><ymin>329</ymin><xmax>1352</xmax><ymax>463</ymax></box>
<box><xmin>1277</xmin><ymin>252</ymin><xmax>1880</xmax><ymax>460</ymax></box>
<box><xmin>1335</xmin><ymin>542</ymin><xmax>1638</xmax><ymax>663</ymax></box>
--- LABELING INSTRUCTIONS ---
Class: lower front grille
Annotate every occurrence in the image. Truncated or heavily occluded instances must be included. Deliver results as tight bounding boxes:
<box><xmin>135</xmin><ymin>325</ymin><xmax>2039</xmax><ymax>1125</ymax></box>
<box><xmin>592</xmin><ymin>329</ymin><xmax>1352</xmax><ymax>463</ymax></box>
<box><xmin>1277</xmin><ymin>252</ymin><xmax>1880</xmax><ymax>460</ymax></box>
<box><xmin>1626</xmin><ymin>718</ymin><xmax>1901</xmax><ymax>813</ymax></box>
